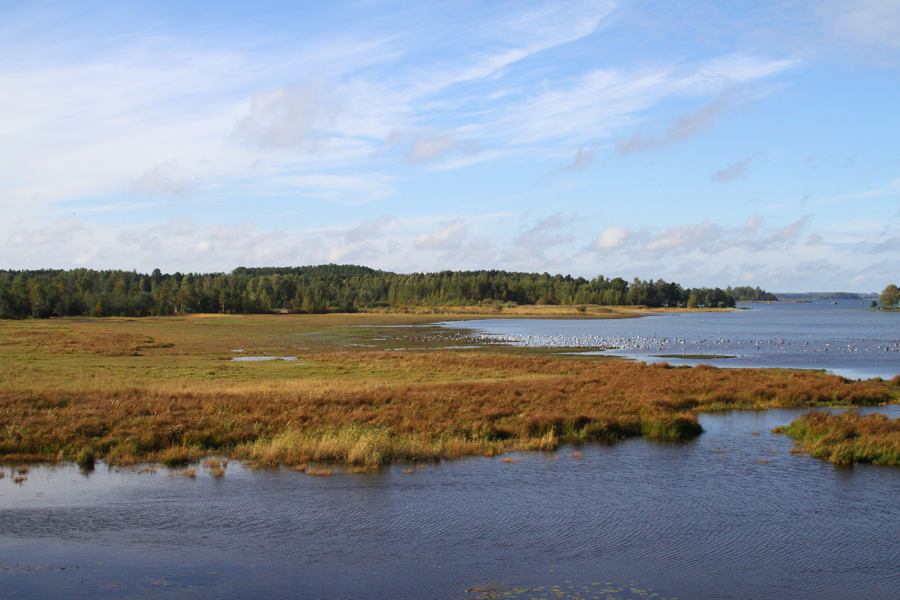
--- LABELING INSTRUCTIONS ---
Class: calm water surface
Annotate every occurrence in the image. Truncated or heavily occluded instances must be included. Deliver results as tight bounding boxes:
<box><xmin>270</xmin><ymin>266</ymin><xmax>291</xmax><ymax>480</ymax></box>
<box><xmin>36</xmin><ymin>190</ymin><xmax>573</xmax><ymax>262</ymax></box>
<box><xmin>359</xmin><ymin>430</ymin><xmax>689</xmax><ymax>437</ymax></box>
<box><xmin>2</xmin><ymin>407</ymin><xmax>899</xmax><ymax>600</ymax></box>
<box><xmin>440</xmin><ymin>300</ymin><xmax>900</xmax><ymax>380</ymax></box>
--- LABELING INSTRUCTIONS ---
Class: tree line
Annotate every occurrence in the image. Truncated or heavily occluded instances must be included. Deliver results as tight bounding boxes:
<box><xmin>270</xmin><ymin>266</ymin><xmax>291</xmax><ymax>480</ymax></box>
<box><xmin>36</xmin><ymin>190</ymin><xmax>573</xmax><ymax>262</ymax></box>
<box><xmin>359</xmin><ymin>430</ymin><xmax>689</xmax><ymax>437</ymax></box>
<box><xmin>0</xmin><ymin>265</ymin><xmax>777</xmax><ymax>319</ymax></box>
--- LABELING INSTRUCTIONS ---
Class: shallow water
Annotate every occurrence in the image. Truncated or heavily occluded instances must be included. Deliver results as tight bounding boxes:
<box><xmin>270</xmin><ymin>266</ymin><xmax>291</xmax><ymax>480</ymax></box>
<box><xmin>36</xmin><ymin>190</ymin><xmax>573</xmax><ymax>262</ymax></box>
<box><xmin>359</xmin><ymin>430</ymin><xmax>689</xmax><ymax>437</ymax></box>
<box><xmin>2</xmin><ymin>406</ymin><xmax>899</xmax><ymax>600</ymax></box>
<box><xmin>440</xmin><ymin>300</ymin><xmax>900</xmax><ymax>380</ymax></box>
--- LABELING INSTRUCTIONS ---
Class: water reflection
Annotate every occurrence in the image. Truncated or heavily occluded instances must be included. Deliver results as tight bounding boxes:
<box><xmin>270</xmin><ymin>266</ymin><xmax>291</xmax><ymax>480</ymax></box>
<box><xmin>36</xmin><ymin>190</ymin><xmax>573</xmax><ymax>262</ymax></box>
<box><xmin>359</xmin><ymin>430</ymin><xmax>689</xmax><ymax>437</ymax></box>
<box><xmin>2</xmin><ymin>406</ymin><xmax>899</xmax><ymax>599</ymax></box>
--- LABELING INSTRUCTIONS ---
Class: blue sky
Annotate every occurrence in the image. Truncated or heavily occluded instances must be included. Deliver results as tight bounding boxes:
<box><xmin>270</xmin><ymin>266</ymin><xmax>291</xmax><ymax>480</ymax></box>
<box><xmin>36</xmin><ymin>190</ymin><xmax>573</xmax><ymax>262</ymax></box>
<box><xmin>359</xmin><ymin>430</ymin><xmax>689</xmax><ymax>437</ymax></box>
<box><xmin>2</xmin><ymin>0</ymin><xmax>899</xmax><ymax>292</ymax></box>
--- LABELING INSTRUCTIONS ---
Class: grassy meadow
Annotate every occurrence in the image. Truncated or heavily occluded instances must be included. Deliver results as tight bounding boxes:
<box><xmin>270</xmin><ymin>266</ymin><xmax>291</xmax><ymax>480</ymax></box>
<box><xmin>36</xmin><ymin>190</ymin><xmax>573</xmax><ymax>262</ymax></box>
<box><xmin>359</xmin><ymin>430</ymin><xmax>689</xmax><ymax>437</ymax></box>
<box><xmin>1</xmin><ymin>310</ymin><xmax>897</xmax><ymax>469</ymax></box>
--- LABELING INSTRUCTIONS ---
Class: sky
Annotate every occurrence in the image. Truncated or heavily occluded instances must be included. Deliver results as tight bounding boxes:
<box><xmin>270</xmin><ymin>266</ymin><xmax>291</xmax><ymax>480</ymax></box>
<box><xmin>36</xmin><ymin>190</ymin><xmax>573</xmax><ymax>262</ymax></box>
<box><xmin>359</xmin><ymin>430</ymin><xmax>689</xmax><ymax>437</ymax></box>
<box><xmin>1</xmin><ymin>0</ymin><xmax>899</xmax><ymax>292</ymax></box>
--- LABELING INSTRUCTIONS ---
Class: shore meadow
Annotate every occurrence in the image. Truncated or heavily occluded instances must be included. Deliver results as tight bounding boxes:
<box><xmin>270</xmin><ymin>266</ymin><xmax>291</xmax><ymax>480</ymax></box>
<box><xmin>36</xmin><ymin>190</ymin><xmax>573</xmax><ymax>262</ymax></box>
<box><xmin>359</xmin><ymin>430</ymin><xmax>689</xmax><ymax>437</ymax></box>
<box><xmin>1</xmin><ymin>306</ymin><xmax>898</xmax><ymax>471</ymax></box>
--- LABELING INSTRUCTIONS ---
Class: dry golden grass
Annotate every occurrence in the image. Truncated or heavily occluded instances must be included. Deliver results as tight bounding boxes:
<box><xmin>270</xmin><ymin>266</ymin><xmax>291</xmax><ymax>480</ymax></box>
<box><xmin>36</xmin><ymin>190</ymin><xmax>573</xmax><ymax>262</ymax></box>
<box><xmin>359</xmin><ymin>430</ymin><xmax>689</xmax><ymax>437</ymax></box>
<box><xmin>0</xmin><ymin>314</ymin><xmax>895</xmax><ymax>468</ymax></box>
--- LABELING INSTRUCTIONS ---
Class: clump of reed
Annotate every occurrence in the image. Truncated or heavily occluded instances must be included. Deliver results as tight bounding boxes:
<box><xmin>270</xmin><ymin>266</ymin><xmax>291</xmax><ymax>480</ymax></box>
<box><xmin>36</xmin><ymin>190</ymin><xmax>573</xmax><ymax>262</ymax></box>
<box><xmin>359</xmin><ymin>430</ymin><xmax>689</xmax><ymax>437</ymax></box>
<box><xmin>159</xmin><ymin>445</ymin><xmax>202</xmax><ymax>468</ymax></box>
<box><xmin>776</xmin><ymin>411</ymin><xmax>900</xmax><ymax>465</ymax></box>
<box><xmin>76</xmin><ymin>449</ymin><xmax>95</xmax><ymax>472</ymax></box>
<box><xmin>236</xmin><ymin>425</ymin><xmax>505</xmax><ymax>468</ymax></box>
<box><xmin>203</xmin><ymin>457</ymin><xmax>226</xmax><ymax>477</ymax></box>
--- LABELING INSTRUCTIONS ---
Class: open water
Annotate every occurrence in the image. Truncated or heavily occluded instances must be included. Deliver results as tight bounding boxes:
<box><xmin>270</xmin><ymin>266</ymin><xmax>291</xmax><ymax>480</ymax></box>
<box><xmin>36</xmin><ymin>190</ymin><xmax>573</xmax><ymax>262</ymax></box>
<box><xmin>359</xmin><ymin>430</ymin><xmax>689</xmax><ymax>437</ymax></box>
<box><xmin>440</xmin><ymin>300</ymin><xmax>900</xmax><ymax>380</ymax></box>
<box><xmin>2</xmin><ymin>407</ymin><xmax>899</xmax><ymax>599</ymax></box>
<box><xmin>2</xmin><ymin>302</ymin><xmax>900</xmax><ymax>599</ymax></box>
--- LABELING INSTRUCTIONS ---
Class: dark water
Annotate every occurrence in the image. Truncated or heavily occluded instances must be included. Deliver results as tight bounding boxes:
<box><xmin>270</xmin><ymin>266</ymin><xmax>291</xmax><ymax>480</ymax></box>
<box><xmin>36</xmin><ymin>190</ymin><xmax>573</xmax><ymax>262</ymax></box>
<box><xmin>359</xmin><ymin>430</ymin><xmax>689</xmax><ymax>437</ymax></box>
<box><xmin>2</xmin><ymin>406</ymin><xmax>900</xmax><ymax>600</ymax></box>
<box><xmin>440</xmin><ymin>300</ymin><xmax>900</xmax><ymax>380</ymax></box>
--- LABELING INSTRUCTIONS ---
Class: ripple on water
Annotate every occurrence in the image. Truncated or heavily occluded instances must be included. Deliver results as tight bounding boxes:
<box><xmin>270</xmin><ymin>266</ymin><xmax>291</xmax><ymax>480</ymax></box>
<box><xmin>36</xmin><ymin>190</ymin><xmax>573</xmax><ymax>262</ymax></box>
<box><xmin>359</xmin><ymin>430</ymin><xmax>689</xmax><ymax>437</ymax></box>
<box><xmin>2</xmin><ymin>407</ymin><xmax>900</xmax><ymax>599</ymax></box>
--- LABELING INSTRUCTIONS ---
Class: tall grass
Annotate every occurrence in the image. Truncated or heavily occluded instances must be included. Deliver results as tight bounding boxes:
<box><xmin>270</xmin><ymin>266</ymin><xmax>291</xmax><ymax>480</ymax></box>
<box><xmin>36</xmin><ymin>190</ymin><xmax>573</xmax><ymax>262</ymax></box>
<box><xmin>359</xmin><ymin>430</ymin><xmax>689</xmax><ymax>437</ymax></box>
<box><xmin>1</xmin><ymin>316</ymin><xmax>895</xmax><ymax>468</ymax></box>
<box><xmin>776</xmin><ymin>411</ymin><xmax>900</xmax><ymax>466</ymax></box>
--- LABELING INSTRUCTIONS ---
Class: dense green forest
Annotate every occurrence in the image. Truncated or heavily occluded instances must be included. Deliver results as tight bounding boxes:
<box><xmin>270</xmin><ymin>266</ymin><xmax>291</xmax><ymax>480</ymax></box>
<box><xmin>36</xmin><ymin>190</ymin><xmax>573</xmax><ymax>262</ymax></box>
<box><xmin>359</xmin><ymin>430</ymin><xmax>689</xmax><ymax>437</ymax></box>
<box><xmin>0</xmin><ymin>265</ymin><xmax>776</xmax><ymax>318</ymax></box>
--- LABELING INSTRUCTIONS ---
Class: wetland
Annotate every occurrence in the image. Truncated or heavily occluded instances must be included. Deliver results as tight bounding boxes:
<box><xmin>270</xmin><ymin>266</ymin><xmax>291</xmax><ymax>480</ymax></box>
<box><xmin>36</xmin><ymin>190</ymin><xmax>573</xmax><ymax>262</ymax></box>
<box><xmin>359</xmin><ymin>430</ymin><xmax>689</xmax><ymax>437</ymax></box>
<box><xmin>1</xmin><ymin>301</ymin><xmax>899</xmax><ymax>598</ymax></box>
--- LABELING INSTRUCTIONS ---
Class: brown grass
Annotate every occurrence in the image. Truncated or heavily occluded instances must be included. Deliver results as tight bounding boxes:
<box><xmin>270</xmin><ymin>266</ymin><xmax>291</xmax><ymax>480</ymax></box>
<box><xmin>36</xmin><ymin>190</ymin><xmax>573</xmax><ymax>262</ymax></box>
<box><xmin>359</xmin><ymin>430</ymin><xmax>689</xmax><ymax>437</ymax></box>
<box><xmin>0</xmin><ymin>315</ymin><xmax>895</xmax><ymax>469</ymax></box>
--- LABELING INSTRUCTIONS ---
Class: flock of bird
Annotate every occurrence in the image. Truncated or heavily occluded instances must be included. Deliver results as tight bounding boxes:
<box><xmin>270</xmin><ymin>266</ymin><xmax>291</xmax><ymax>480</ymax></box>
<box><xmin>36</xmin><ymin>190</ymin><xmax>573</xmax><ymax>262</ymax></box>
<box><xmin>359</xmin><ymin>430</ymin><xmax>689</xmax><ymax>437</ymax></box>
<box><xmin>459</xmin><ymin>331</ymin><xmax>900</xmax><ymax>356</ymax></box>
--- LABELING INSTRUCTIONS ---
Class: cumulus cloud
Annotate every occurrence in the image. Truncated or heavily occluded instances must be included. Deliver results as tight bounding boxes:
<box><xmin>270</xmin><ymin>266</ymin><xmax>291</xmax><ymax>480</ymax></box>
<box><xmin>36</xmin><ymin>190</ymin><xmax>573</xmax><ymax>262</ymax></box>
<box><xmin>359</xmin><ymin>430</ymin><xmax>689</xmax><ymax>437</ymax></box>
<box><xmin>233</xmin><ymin>84</ymin><xmax>340</xmax><ymax>151</ymax></box>
<box><xmin>505</xmin><ymin>214</ymin><xmax>575</xmax><ymax>262</ymax></box>
<box><xmin>742</xmin><ymin>215</ymin><xmax>764</xmax><ymax>236</ymax></box>
<box><xmin>7</xmin><ymin>217</ymin><xmax>85</xmax><ymax>247</ymax></box>
<box><xmin>711</xmin><ymin>153</ymin><xmax>762</xmax><ymax>183</ymax></box>
<box><xmin>865</xmin><ymin>236</ymin><xmax>900</xmax><ymax>253</ymax></box>
<box><xmin>344</xmin><ymin>214</ymin><xmax>396</xmax><ymax>244</ymax></box>
<box><xmin>592</xmin><ymin>225</ymin><xmax>632</xmax><ymax>251</ymax></box>
<box><xmin>414</xmin><ymin>221</ymin><xmax>468</xmax><ymax>251</ymax></box>
<box><xmin>758</xmin><ymin>216</ymin><xmax>810</xmax><ymax>247</ymax></box>
<box><xmin>587</xmin><ymin>215</ymin><xmax>812</xmax><ymax>258</ymax></box>
<box><xmin>643</xmin><ymin>221</ymin><xmax>725</xmax><ymax>255</ymax></box>
<box><xmin>616</xmin><ymin>87</ymin><xmax>744</xmax><ymax>155</ymax></box>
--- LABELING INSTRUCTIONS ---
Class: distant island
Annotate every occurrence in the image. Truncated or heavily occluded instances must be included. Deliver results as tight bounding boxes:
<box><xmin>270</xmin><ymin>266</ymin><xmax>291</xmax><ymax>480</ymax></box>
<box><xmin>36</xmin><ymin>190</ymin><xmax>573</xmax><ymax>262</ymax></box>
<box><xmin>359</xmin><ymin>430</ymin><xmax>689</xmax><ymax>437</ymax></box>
<box><xmin>774</xmin><ymin>292</ymin><xmax>878</xmax><ymax>301</ymax></box>
<box><xmin>0</xmin><ymin>265</ymin><xmax>777</xmax><ymax>318</ymax></box>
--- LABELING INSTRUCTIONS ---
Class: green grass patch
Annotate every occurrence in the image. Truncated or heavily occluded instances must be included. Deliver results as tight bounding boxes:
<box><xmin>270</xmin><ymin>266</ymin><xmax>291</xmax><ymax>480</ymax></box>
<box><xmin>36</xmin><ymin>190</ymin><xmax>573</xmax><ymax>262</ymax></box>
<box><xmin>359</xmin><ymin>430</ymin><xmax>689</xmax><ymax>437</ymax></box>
<box><xmin>775</xmin><ymin>411</ymin><xmax>900</xmax><ymax>466</ymax></box>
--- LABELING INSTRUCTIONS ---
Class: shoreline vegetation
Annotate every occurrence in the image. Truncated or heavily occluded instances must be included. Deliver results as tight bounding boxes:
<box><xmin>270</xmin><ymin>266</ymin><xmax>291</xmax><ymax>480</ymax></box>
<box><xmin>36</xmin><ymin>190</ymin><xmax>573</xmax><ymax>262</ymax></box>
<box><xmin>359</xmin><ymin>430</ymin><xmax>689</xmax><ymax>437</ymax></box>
<box><xmin>776</xmin><ymin>411</ymin><xmax>900</xmax><ymax>466</ymax></box>
<box><xmin>1</xmin><ymin>312</ymin><xmax>897</xmax><ymax>471</ymax></box>
<box><xmin>0</xmin><ymin>265</ymin><xmax>777</xmax><ymax>319</ymax></box>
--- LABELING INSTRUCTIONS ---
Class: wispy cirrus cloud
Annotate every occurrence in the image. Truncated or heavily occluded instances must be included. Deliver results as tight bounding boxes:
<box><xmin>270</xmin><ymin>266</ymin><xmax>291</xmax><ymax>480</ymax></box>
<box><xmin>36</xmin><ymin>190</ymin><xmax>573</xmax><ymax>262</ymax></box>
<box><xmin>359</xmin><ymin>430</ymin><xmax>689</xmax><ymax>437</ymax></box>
<box><xmin>711</xmin><ymin>152</ymin><xmax>763</xmax><ymax>183</ymax></box>
<box><xmin>617</xmin><ymin>87</ymin><xmax>744</xmax><ymax>155</ymax></box>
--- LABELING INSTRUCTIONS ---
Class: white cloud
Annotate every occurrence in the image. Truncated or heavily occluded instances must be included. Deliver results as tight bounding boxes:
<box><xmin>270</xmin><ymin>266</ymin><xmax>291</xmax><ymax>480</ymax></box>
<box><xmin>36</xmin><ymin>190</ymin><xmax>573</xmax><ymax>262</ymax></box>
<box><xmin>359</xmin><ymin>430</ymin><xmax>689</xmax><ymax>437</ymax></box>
<box><xmin>505</xmin><ymin>214</ymin><xmax>575</xmax><ymax>262</ymax></box>
<box><xmin>820</xmin><ymin>0</ymin><xmax>900</xmax><ymax>50</ymax></box>
<box><xmin>414</xmin><ymin>221</ymin><xmax>468</xmax><ymax>251</ymax></box>
<box><xmin>587</xmin><ymin>216</ymin><xmax>813</xmax><ymax>259</ymax></box>
<box><xmin>643</xmin><ymin>221</ymin><xmax>725</xmax><ymax>255</ymax></box>
<box><xmin>7</xmin><ymin>217</ymin><xmax>84</xmax><ymax>247</ymax></box>
<box><xmin>345</xmin><ymin>214</ymin><xmax>397</xmax><ymax>244</ymax></box>
<box><xmin>131</xmin><ymin>161</ymin><xmax>204</xmax><ymax>196</ymax></box>
<box><xmin>406</xmin><ymin>134</ymin><xmax>482</xmax><ymax>164</ymax></box>
<box><xmin>232</xmin><ymin>84</ymin><xmax>340</xmax><ymax>151</ymax></box>
<box><xmin>592</xmin><ymin>225</ymin><xmax>631</xmax><ymax>250</ymax></box>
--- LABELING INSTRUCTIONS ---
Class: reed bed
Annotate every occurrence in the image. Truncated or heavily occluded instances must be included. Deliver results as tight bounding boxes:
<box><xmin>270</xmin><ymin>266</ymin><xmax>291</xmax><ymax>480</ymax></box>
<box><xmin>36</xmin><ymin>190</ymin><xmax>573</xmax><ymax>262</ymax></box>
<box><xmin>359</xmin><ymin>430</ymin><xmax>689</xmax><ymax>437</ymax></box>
<box><xmin>776</xmin><ymin>411</ymin><xmax>900</xmax><ymax>466</ymax></box>
<box><xmin>0</xmin><ymin>316</ymin><xmax>896</xmax><ymax>468</ymax></box>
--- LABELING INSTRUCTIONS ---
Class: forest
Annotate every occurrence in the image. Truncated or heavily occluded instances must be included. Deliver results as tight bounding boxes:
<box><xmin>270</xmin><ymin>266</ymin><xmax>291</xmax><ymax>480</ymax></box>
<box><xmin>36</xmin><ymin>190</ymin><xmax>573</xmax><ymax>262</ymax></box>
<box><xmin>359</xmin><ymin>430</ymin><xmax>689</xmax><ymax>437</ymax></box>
<box><xmin>0</xmin><ymin>265</ymin><xmax>777</xmax><ymax>319</ymax></box>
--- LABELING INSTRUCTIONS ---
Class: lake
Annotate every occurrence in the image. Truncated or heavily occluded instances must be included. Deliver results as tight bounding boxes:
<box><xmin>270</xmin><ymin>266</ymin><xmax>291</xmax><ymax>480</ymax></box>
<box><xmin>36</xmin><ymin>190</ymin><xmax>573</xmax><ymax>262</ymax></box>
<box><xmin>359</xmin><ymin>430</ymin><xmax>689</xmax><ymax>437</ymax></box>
<box><xmin>440</xmin><ymin>300</ymin><xmax>900</xmax><ymax>380</ymax></box>
<box><xmin>2</xmin><ymin>303</ymin><xmax>900</xmax><ymax>599</ymax></box>
<box><xmin>3</xmin><ymin>406</ymin><xmax>900</xmax><ymax>599</ymax></box>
